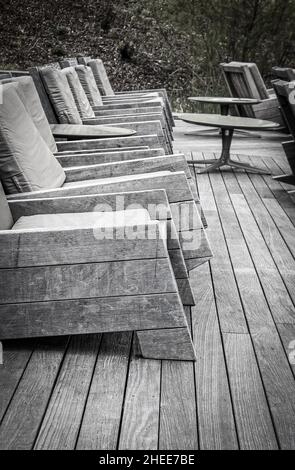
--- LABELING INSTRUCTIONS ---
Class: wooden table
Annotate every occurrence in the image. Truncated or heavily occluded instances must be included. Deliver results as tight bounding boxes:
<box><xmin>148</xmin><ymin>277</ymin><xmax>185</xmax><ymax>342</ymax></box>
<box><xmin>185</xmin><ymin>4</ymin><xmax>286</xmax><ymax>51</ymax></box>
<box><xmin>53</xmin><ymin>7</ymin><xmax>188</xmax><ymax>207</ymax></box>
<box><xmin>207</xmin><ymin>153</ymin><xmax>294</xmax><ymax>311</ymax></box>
<box><xmin>50</xmin><ymin>124</ymin><xmax>136</xmax><ymax>140</ymax></box>
<box><xmin>186</xmin><ymin>96</ymin><xmax>261</xmax><ymax>137</ymax></box>
<box><xmin>178</xmin><ymin>113</ymin><xmax>280</xmax><ymax>173</ymax></box>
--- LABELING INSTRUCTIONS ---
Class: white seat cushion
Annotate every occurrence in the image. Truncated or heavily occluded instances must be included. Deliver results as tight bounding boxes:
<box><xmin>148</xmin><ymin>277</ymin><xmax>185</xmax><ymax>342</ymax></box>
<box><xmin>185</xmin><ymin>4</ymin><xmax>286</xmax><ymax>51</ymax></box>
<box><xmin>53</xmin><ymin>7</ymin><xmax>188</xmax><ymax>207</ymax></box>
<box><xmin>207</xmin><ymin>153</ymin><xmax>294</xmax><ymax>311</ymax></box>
<box><xmin>0</xmin><ymin>83</ymin><xmax>66</xmax><ymax>194</ymax></box>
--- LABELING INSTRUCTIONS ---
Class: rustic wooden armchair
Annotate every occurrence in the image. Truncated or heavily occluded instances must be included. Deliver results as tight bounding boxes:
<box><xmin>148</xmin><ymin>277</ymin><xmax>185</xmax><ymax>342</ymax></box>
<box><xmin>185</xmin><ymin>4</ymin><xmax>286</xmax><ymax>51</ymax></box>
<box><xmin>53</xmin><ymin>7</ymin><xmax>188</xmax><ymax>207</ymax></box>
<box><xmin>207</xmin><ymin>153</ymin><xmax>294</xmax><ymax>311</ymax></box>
<box><xmin>272</xmin><ymin>67</ymin><xmax>295</xmax><ymax>82</ymax></box>
<box><xmin>220</xmin><ymin>61</ymin><xmax>284</xmax><ymax>125</ymax></box>
<box><xmin>0</xmin><ymin>82</ymin><xmax>212</xmax><ymax>273</ymax></box>
<box><xmin>0</xmin><ymin>182</ymin><xmax>196</xmax><ymax>361</ymax></box>
<box><xmin>76</xmin><ymin>56</ymin><xmax>175</xmax><ymax>127</ymax></box>
<box><xmin>31</xmin><ymin>64</ymin><xmax>172</xmax><ymax>154</ymax></box>
<box><xmin>272</xmin><ymin>80</ymin><xmax>295</xmax><ymax>188</ymax></box>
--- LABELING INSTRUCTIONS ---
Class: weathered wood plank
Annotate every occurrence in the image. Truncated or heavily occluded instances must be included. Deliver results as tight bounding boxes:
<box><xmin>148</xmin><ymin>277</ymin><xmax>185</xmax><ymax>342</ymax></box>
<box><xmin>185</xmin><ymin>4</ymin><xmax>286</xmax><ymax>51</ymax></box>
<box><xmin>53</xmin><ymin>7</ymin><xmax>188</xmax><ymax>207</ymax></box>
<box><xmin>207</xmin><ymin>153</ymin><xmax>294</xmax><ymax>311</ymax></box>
<box><xmin>0</xmin><ymin>293</ymin><xmax>185</xmax><ymax>340</ymax></box>
<box><xmin>57</xmin><ymin>148</ymin><xmax>165</xmax><ymax>167</ymax></box>
<box><xmin>0</xmin><ymin>259</ymin><xmax>176</xmax><ymax>304</ymax></box>
<box><xmin>118</xmin><ymin>340</ymin><xmax>161</xmax><ymax>450</ymax></box>
<box><xmin>0</xmin><ymin>337</ymin><xmax>68</xmax><ymax>450</ymax></box>
<box><xmin>0</xmin><ymin>340</ymin><xmax>34</xmax><ymax>422</ymax></box>
<box><xmin>193</xmin><ymin>153</ymin><xmax>248</xmax><ymax>333</ymax></box>
<box><xmin>0</xmin><ymin>226</ymin><xmax>167</xmax><ymax>268</ymax></box>
<box><xmin>34</xmin><ymin>334</ymin><xmax>100</xmax><ymax>450</ymax></box>
<box><xmin>56</xmin><ymin>135</ymin><xmax>161</xmax><ymax>152</ymax></box>
<box><xmin>223</xmin><ymin>333</ymin><xmax>278</xmax><ymax>450</ymax></box>
<box><xmin>76</xmin><ymin>332</ymin><xmax>132</xmax><ymax>450</ymax></box>
<box><xmin>137</xmin><ymin>327</ymin><xmax>196</xmax><ymax>361</ymax></box>
<box><xmin>190</xmin><ymin>264</ymin><xmax>238</xmax><ymax>449</ymax></box>
<box><xmin>159</xmin><ymin>308</ymin><xmax>198</xmax><ymax>449</ymax></box>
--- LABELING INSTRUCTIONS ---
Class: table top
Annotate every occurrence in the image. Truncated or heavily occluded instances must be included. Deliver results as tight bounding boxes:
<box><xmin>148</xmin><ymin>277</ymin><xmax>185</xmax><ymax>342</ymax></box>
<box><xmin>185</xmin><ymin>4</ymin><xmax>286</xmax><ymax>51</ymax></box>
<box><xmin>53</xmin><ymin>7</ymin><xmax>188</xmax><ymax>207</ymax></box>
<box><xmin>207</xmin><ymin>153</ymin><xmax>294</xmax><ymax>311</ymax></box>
<box><xmin>50</xmin><ymin>124</ymin><xmax>136</xmax><ymax>139</ymax></box>
<box><xmin>177</xmin><ymin>113</ymin><xmax>281</xmax><ymax>131</ymax></box>
<box><xmin>188</xmin><ymin>97</ymin><xmax>261</xmax><ymax>105</ymax></box>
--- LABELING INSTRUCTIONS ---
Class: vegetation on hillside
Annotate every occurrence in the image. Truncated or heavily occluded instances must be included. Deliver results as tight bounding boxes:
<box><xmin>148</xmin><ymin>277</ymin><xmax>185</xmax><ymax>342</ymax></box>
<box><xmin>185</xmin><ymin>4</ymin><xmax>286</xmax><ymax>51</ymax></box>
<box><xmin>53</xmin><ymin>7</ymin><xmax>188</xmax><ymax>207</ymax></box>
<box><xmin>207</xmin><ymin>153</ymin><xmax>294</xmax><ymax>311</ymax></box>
<box><xmin>0</xmin><ymin>0</ymin><xmax>294</xmax><ymax>108</ymax></box>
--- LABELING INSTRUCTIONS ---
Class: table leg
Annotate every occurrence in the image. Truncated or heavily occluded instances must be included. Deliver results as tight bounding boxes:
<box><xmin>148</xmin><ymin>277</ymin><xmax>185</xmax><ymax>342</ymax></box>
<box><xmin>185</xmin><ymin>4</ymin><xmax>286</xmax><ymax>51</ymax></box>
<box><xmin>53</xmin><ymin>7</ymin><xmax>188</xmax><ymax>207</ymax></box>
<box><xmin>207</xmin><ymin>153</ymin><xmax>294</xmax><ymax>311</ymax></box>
<box><xmin>191</xmin><ymin>128</ymin><xmax>233</xmax><ymax>173</ymax></box>
<box><xmin>228</xmin><ymin>159</ymin><xmax>271</xmax><ymax>174</ymax></box>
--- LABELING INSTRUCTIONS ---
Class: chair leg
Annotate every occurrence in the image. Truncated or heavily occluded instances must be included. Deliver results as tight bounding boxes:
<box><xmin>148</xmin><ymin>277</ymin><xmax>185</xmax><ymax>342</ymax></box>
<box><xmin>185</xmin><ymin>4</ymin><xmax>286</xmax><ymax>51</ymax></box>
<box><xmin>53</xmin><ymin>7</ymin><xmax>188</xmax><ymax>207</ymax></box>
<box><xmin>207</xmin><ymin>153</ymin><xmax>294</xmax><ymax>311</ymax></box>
<box><xmin>136</xmin><ymin>327</ymin><xmax>196</xmax><ymax>361</ymax></box>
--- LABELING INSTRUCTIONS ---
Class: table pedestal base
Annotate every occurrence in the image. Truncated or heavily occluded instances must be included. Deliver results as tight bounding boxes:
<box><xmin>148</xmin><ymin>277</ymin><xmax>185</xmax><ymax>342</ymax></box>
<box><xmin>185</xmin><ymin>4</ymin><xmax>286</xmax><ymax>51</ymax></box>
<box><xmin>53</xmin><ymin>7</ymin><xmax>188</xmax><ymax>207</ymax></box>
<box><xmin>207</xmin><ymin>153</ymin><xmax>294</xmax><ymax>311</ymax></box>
<box><xmin>187</xmin><ymin>129</ymin><xmax>270</xmax><ymax>174</ymax></box>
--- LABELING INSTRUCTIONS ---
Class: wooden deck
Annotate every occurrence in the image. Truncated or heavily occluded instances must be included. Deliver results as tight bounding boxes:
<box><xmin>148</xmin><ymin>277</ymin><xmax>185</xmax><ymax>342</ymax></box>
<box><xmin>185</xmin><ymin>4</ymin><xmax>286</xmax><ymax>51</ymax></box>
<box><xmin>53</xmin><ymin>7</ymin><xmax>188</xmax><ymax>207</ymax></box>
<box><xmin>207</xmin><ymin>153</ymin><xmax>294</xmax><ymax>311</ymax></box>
<box><xmin>1</xmin><ymin>121</ymin><xmax>295</xmax><ymax>450</ymax></box>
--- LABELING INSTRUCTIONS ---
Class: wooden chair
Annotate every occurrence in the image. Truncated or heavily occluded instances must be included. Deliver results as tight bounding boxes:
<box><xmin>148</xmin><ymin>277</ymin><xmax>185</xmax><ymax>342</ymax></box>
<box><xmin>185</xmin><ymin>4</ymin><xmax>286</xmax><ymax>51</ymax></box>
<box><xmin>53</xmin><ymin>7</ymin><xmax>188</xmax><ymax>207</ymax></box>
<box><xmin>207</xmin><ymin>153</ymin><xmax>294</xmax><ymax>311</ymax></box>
<box><xmin>272</xmin><ymin>80</ymin><xmax>295</xmax><ymax>187</ymax></box>
<box><xmin>272</xmin><ymin>67</ymin><xmax>295</xmax><ymax>82</ymax></box>
<box><xmin>76</xmin><ymin>56</ymin><xmax>175</xmax><ymax>127</ymax></box>
<box><xmin>32</xmin><ymin>65</ymin><xmax>172</xmax><ymax>154</ymax></box>
<box><xmin>0</xmin><ymin>182</ymin><xmax>196</xmax><ymax>361</ymax></box>
<box><xmin>220</xmin><ymin>61</ymin><xmax>284</xmax><ymax>125</ymax></box>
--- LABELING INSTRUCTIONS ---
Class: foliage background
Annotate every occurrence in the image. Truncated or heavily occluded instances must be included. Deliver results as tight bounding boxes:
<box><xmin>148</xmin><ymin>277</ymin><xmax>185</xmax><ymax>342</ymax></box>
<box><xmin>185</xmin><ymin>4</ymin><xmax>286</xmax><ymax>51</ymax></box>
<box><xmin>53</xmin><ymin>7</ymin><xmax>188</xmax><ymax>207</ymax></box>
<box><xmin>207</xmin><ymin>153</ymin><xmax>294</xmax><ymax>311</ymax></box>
<box><xmin>0</xmin><ymin>0</ymin><xmax>294</xmax><ymax>108</ymax></box>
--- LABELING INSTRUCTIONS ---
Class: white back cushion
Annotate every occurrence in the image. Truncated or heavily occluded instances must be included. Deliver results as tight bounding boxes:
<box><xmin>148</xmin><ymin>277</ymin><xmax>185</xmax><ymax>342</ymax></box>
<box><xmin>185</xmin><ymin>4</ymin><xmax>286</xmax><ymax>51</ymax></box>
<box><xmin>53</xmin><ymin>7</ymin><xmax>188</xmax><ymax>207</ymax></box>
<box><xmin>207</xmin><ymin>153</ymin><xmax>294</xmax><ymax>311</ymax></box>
<box><xmin>75</xmin><ymin>65</ymin><xmax>103</xmax><ymax>106</ymax></box>
<box><xmin>41</xmin><ymin>67</ymin><xmax>82</xmax><ymax>124</ymax></box>
<box><xmin>88</xmin><ymin>59</ymin><xmax>114</xmax><ymax>96</ymax></box>
<box><xmin>0</xmin><ymin>83</ymin><xmax>66</xmax><ymax>194</ymax></box>
<box><xmin>2</xmin><ymin>76</ymin><xmax>58</xmax><ymax>152</ymax></box>
<box><xmin>61</xmin><ymin>67</ymin><xmax>95</xmax><ymax>119</ymax></box>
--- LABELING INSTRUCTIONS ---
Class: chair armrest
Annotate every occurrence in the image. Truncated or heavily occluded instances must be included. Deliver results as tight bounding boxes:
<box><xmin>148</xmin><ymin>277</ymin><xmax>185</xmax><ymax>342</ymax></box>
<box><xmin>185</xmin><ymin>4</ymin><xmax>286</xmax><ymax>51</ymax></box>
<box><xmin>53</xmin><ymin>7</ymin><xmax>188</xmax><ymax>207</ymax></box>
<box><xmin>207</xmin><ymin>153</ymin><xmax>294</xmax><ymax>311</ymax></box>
<box><xmin>56</xmin><ymin>148</ymin><xmax>165</xmax><ymax>167</ymax></box>
<box><xmin>0</xmin><ymin>221</ymin><xmax>166</xmax><ymax>269</ymax></box>
<box><xmin>6</xmin><ymin>171</ymin><xmax>191</xmax><ymax>203</ymax></box>
<box><xmin>93</xmin><ymin>106</ymin><xmax>163</xmax><ymax>117</ymax></box>
<box><xmin>82</xmin><ymin>120</ymin><xmax>164</xmax><ymax>139</ymax></box>
<box><xmin>93</xmin><ymin>99</ymin><xmax>163</xmax><ymax>111</ymax></box>
<box><xmin>55</xmin><ymin>134</ymin><xmax>160</xmax><ymax>152</ymax></box>
<box><xmin>8</xmin><ymin>190</ymin><xmax>172</xmax><ymax>221</ymax></box>
<box><xmin>63</xmin><ymin>154</ymin><xmax>189</xmax><ymax>182</ymax></box>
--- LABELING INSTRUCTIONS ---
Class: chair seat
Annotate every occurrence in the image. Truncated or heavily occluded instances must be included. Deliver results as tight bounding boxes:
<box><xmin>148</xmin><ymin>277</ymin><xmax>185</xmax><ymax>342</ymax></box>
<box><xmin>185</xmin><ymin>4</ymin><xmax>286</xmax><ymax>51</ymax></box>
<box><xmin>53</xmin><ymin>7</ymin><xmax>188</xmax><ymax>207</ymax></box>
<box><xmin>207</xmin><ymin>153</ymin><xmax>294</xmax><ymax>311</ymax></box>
<box><xmin>12</xmin><ymin>209</ymin><xmax>152</xmax><ymax>231</ymax></box>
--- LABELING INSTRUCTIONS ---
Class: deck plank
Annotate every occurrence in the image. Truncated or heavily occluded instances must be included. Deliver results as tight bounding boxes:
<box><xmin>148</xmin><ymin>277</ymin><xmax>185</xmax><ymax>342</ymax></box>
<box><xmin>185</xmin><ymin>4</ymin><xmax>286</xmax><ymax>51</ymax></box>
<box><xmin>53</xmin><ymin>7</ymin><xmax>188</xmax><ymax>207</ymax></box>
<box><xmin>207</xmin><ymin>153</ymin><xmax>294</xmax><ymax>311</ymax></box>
<box><xmin>118</xmin><ymin>339</ymin><xmax>161</xmax><ymax>450</ymax></box>
<box><xmin>0</xmin><ymin>340</ymin><xmax>34</xmax><ymax>423</ymax></box>
<box><xmin>223</xmin><ymin>333</ymin><xmax>278</xmax><ymax>450</ymax></box>
<box><xmin>190</xmin><ymin>264</ymin><xmax>238</xmax><ymax>449</ymax></box>
<box><xmin>76</xmin><ymin>332</ymin><xmax>132</xmax><ymax>450</ymax></box>
<box><xmin>34</xmin><ymin>335</ymin><xmax>100</xmax><ymax>450</ymax></box>
<box><xmin>0</xmin><ymin>337</ymin><xmax>68</xmax><ymax>450</ymax></box>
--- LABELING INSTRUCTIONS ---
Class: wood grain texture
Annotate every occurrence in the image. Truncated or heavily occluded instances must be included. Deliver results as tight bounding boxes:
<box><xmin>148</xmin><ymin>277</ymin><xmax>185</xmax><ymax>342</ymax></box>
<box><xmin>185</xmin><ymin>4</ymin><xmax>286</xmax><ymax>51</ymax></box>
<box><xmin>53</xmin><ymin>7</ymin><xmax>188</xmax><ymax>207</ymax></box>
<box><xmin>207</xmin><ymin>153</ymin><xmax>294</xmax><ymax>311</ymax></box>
<box><xmin>137</xmin><ymin>327</ymin><xmax>196</xmax><ymax>361</ymax></box>
<box><xmin>57</xmin><ymin>148</ymin><xmax>166</xmax><ymax>167</ymax></box>
<box><xmin>118</xmin><ymin>341</ymin><xmax>161</xmax><ymax>450</ymax></box>
<box><xmin>0</xmin><ymin>258</ymin><xmax>176</xmax><ymax>304</ymax></box>
<box><xmin>56</xmin><ymin>135</ymin><xmax>161</xmax><ymax>152</ymax></box>
<box><xmin>190</xmin><ymin>265</ymin><xmax>238</xmax><ymax>450</ymax></box>
<box><xmin>0</xmin><ymin>339</ymin><xmax>34</xmax><ymax>422</ymax></box>
<box><xmin>0</xmin><ymin>293</ymin><xmax>185</xmax><ymax>340</ymax></box>
<box><xmin>76</xmin><ymin>332</ymin><xmax>132</xmax><ymax>450</ymax></box>
<box><xmin>159</xmin><ymin>307</ymin><xmax>198</xmax><ymax>450</ymax></box>
<box><xmin>64</xmin><ymin>155</ymin><xmax>191</xmax><ymax>182</ymax></box>
<box><xmin>0</xmin><ymin>227</ymin><xmax>167</xmax><ymax>268</ymax></box>
<box><xmin>34</xmin><ymin>334</ymin><xmax>100</xmax><ymax>450</ymax></box>
<box><xmin>0</xmin><ymin>337</ymin><xmax>68</xmax><ymax>450</ymax></box>
<box><xmin>223</xmin><ymin>333</ymin><xmax>278</xmax><ymax>450</ymax></box>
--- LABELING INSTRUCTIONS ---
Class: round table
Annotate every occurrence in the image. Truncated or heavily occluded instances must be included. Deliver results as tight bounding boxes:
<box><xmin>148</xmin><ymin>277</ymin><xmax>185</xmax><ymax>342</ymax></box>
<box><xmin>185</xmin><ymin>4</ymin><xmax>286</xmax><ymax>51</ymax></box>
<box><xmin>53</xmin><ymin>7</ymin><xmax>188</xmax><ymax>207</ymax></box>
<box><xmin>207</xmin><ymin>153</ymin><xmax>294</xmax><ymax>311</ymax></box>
<box><xmin>186</xmin><ymin>96</ymin><xmax>261</xmax><ymax>137</ymax></box>
<box><xmin>178</xmin><ymin>113</ymin><xmax>280</xmax><ymax>174</ymax></box>
<box><xmin>50</xmin><ymin>124</ymin><xmax>136</xmax><ymax>140</ymax></box>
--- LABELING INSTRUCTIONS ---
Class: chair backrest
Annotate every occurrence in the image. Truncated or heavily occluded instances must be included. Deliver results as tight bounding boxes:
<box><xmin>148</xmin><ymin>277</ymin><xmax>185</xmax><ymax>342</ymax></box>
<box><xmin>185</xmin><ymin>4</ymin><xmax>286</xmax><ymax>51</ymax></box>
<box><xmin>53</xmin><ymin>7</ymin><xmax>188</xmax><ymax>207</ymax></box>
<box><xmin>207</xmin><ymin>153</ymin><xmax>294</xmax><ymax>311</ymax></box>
<box><xmin>0</xmin><ymin>83</ymin><xmax>65</xmax><ymax>194</ymax></box>
<box><xmin>221</xmin><ymin>62</ymin><xmax>269</xmax><ymax>100</ymax></box>
<box><xmin>74</xmin><ymin>65</ymin><xmax>104</xmax><ymax>106</ymax></box>
<box><xmin>0</xmin><ymin>75</ymin><xmax>58</xmax><ymax>152</ymax></box>
<box><xmin>61</xmin><ymin>67</ymin><xmax>95</xmax><ymax>119</ymax></box>
<box><xmin>0</xmin><ymin>181</ymin><xmax>13</xmax><ymax>230</ymax></box>
<box><xmin>29</xmin><ymin>67</ymin><xmax>59</xmax><ymax>124</ymax></box>
<box><xmin>272</xmin><ymin>79</ymin><xmax>295</xmax><ymax>139</ymax></box>
<box><xmin>60</xmin><ymin>58</ymin><xmax>79</xmax><ymax>68</ymax></box>
<box><xmin>78</xmin><ymin>57</ymin><xmax>115</xmax><ymax>96</ymax></box>
<box><xmin>39</xmin><ymin>66</ymin><xmax>83</xmax><ymax>124</ymax></box>
<box><xmin>272</xmin><ymin>67</ymin><xmax>295</xmax><ymax>82</ymax></box>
